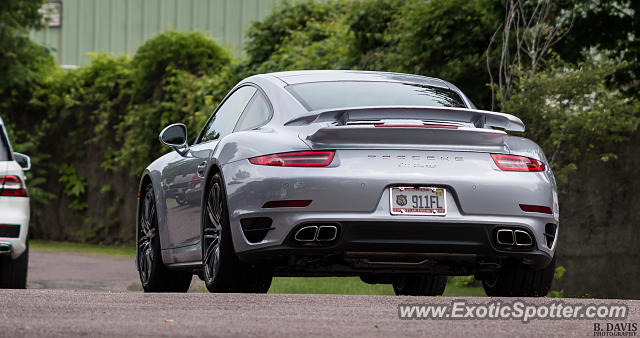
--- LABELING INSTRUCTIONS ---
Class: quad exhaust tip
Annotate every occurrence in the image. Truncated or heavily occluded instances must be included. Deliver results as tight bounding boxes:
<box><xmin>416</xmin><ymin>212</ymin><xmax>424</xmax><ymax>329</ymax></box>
<box><xmin>294</xmin><ymin>224</ymin><xmax>339</xmax><ymax>242</ymax></box>
<box><xmin>496</xmin><ymin>229</ymin><xmax>515</xmax><ymax>246</ymax></box>
<box><xmin>294</xmin><ymin>226</ymin><xmax>318</xmax><ymax>242</ymax></box>
<box><xmin>316</xmin><ymin>225</ymin><xmax>338</xmax><ymax>241</ymax></box>
<box><xmin>495</xmin><ymin>228</ymin><xmax>533</xmax><ymax>248</ymax></box>
<box><xmin>0</xmin><ymin>244</ymin><xmax>12</xmax><ymax>255</ymax></box>
<box><xmin>514</xmin><ymin>230</ymin><xmax>533</xmax><ymax>247</ymax></box>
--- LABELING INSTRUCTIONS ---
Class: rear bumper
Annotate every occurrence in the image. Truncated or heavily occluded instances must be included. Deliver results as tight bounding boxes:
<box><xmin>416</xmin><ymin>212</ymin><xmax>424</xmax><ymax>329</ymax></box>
<box><xmin>0</xmin><ymin>196</ymin><xmax>30</xmax><ymax>258</ymax></box>
<box><xmin>238</xmin><ymin>221</ymin><xmax>554</xmax><ymax>275</ymax></box>
<box><xmin>222</xmin><ymin>148</ymin><xmax>558</xmax><ymax>274</ymax></box>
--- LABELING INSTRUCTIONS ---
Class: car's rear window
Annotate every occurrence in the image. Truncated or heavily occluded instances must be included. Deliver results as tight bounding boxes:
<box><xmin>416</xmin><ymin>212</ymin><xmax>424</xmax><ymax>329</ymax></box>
<box><xmin>0</xmin><ymin>127</ymin><xmax>10</xmax><ymax>161</ymax></box>
<box><xmin>286</xmin><ymin>81</ymin><xmax>467</xmax><ymax>111</ymax></box>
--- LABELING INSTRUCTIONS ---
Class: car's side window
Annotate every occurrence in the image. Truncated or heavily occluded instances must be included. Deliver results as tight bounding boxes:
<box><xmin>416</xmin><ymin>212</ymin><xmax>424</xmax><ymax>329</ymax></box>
<box><xmin>199</xmin><ymin>86</ymin><xmax>257</xmax><ymax>143</ymax></box>
<box><xmin>234</xmin><ymin>91</ymin><xmax>272</xmax><ymax>132</ymax></box>
<box><xmin>0</xmin><ymin>127</ymin><xmax>10</xmax><ymax>161</ymax></box>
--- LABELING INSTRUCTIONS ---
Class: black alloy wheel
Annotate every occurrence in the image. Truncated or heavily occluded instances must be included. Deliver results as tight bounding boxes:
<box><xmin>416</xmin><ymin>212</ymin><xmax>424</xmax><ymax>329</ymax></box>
<box><xmin>137</xmin><ymin>187</ymin><xmax>156</xmax><ymax>286</ymax></box>
<box><xmin>201</xmin><ymin>172</ymin><xmax>273</xmax><ymax>293</ymax></box>
<box><xmin>202</xmin><ymin>179</ymin><xmax>223</xmax><ymax>288</ymax></box>
<box><xmin>137</xmin><ymin>185</ymin><xmax>192</xmax><ymax>292</ymax></box>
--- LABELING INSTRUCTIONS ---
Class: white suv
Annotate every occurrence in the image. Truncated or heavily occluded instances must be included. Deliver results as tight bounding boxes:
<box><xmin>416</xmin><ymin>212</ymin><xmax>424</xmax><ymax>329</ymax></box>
<box><xmin>0</xmin><ymin>117</ymin><xmax>30</xmax><ymax>289</ymax></box>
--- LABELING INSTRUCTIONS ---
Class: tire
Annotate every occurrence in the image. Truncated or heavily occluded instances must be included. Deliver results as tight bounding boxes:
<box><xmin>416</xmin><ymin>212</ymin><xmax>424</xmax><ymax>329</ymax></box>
<box><xmin>482</xmin><ymin>258</ymin><xmax>555</xmax><ymax>297</ymax></box>
<box><xmin>393</xmin><ymin>274</ymin><xmax>447</xmax><ymax>296</ymax></box>
<box><xmin>202</xmin><ymin>172</ymin><xmax>272</xmax><ymax>293</ymax></box>
<box><xmin>243</xmin><ymin>265</ymin><xmax>273</xmax><ymax>293</ymax></box>
<box><xmin>0</xmin><ymin>240</ymin><xmax>29</xmax><ymax>289</ymax></box>
<box><xmin>137</xmin><ymin>185</ymin><xmax>192</xmax><ymax>292</ymax></box>
<box><xmin>175</xmin><ymin>193</ymin><xmax>188</xmax><ymax>206</ymax></box>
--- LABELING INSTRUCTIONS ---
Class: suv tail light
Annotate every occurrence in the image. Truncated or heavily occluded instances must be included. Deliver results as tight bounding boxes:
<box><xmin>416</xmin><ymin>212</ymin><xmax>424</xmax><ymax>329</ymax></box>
<box><xmin>249</xmin><ymin>151</ymin><xmax>335</xmax><ymax>167</ymax></box>
<box><xmin>0</xmin><ymin>176</ymin><xmax>28</xmax><ymax>197</ymax></box>
<box><xmin>491</xmin><ymin>154</ymin><xmax>545</xmax><ymax>172</ymax></box>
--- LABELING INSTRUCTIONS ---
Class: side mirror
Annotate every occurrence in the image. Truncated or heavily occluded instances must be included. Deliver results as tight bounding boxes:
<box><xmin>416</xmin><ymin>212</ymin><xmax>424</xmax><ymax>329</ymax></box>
<box><xmin>13</xmin><ymin>152</ymin><xmax>31</xmax><ymax>171</ymax></box>
<box><xmin>159</xmin><ymin>123</ymin><xmax>189</xmax><ymax>156</ymax></box>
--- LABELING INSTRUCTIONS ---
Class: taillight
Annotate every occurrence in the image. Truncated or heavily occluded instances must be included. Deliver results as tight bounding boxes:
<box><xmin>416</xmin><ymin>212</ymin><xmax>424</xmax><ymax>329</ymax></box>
<box><xmin>520</xmin><ymin>204</ymin><xmax>553</xmax><ymax>214</ymax></box>
<box><xmin>0</xmin><ymin>176</ymin><xmax>28</xmax><ymax>197</ymax></box>
<box><xmin>262</xmin><ymin>200</ymin><xmax>312</xmax><ymax>208</ymax></box>
<box><xmin>249</xmin><ymin>151</ymin><xmax>335</xmax><ymax>167</ymax></box>
<box><xmin>374</xmin><ymin>124</ymin><xmax>459</xmax><ymax>129</ymax></box>
<box><xmin>491</xmin><ymin>154</ymin><xmax>545</xmax><ymax>172</ymax></box>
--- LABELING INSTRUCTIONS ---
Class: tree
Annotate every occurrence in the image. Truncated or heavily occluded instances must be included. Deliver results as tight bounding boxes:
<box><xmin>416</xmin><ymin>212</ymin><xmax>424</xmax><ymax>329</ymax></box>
<box><xmin>0</xmin><ymin>0</ymin><xmax>54</xmax><ymax>125</ymax></box>
<box><xmin>487</xmin><ymin>0</ymin><xmax>573</xmax><ymax>109</ymax></box>
<box><xmin>553</xmin><ymin>0</ymin><xmax>639</xmax><ymax>97</ymax></box>
<box><xmin>503</xmin><ymin>58</ymin><xmax>640</xmax><ymax>186</ymax></box>
<box><xmin>383</xmin><ymin>0</ymin><xmax>503</xmax><ymax>109</ymax></box>
<box><xmin>0</xmin><ymin>0</ymin><xmax>47</xmax><ymax>87</ymax></box>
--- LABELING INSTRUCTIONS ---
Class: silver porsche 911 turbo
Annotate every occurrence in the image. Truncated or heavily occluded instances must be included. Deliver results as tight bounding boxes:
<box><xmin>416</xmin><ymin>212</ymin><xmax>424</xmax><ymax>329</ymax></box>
<box><xmin>136</xmin><ymin>70</ymin><xmax>559</xmax><ymax>296</ymax></box>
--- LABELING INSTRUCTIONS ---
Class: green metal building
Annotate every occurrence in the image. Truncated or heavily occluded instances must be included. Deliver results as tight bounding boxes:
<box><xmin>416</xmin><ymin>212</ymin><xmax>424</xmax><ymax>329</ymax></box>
<box><xmin>30</xmin><ymin>0</ymin><xmax>279</xmax><ymax>66</ymax></box>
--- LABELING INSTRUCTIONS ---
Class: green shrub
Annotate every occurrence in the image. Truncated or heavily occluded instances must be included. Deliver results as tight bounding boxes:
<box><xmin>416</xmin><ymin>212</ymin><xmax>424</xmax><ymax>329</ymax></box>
<box><xmin>244</xmin><ymin>0</ymin><xmax>502</xmax><ymax>108</ymax></box>
<box><xmin>549</xmin><ymin>266</ymin><xmax>567</xmax><ymax>298</ymax></box>
<box><xmin>58</xmin><ymin>164</ymin><xmax>87</xmax><ymax>211</ymax></box>
<box><xmin>245</xmin><ymin>0</ymin><xmax>337</xmax><ymax>69</ymax></box>
<box><xmin>110</xmin><ymin>32</ymin><xmax>231</xmax><ymax>175</ymax></box>
<box><xmin>6</xmin><ymin>31</ymin><xmax>231</xmax><ymax>242</ymax></box>
<box><xmin>448</xmin><ymin>275</ymin><xmax>481</xmax><ymax>288</ymax></box>
<box><xmin>503</xmin><ymin>57</ymin><xmax>640</xmax><ymax>186</ymax></box>
<box><xmin>0</xmin><ymin>0</ymin><xmax>53</xmax><ymax>115</ymax></box>
<box><xmin>345</xmin><ymin>0</ymin><xmax>401</xmax><ymax>69</ymax></box>
<box><xmin>131</xmin><ymin>31</ymin><xmax>230</xmax><ymax>99</ymax></box>
<box><xmin>253</xmin><ymin>15</ymin><xmax>354</xmax><ymax>73</ymax></box>
<box><xmin>380</xmin><ymin>0</ymin><xmax>502</xmax><ymax>109</ymax></box>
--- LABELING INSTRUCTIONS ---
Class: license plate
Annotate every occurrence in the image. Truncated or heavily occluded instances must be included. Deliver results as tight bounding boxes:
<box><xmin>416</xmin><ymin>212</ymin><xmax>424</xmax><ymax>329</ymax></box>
<box><xmin>390</xmin><ymin>187</ymin><xmax>447</xmax><ymax>216</ymax></box>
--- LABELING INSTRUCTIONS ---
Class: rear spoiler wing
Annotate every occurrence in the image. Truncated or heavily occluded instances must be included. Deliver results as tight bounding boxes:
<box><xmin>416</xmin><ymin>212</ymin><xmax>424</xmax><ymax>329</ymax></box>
<box><xmin>285</xmin><ymin>106</ymin><xmax>525</xmax><ymax>132</ymax></box>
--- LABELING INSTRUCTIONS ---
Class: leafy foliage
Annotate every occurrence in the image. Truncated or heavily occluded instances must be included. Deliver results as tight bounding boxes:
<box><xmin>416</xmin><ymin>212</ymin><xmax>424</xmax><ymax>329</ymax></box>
<box><xmin>0</xmin><ymin>0</ymin><xmax>54</xmax><ymax>115</ymax></box>
<box><xmin>346</xmin><ymin>0</ymin><xmax>400</xmax><ymax>60</ymax></box>
<box><xmin>0</xmin><ymin>1</ymin><xmax>56</xmax><ymax>212</ymax></box>
<box><xmin>504</xmin><ymin>57</ymin><xmax>640</xmax><ymax>186</ymax></box>
<box><xmin>0</xmin><ymin>0</ymin><xmax>47</xmax><ymax>84</ymax></box>
<box><xmin>448</xmin><ymin>275</ymin><xmax>482</xmax><ymax>288</ymax></box>
<box><xmin>554</xmin><ymin>0</ymin><xmax>640</xmax><ymax>97</ymax></box>
<box><xmin>380</xmin><ymin>0</ymin><xmax>502</xmax><ymax>108</ymax></box>
<box><xmin>245</xmin><ymin>0</ymin><xmax>335</xmax><ymax>68</ymax></box>
<box><xmin>131</xmin><ymin>31</ymin><xmax>230</xmax><ymax>99</ymax></box>
<box><xmin>58</xmin><ymin>164</ymin><xmax>87</xmax><ymax>211</ymax></box>
<box><xmin>243</xmin><ymin>0</ymin><xmax>502</xmax><ymax>109</ymax></box>
<box><xmin>549</xmin><ymin>266</ymin><xmax>567</xmax><ymax>298</ymax></box>
<box><xmin>252</xmin><ymin>15</ymin><xmax>354</xmax><ymax>73</ymax></box>
<box><xmin>3</xmin><ymin>31</ymin><xmax>230</xmax><ymax>242</ymax></box>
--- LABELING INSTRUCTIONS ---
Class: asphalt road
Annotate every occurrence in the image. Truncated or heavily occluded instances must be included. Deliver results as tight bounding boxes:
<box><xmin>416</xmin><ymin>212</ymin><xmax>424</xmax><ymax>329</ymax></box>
<box><xmin>0</xmin><ymin>250</ymin><xmax>636</xmax><ymax>337</ymax></box>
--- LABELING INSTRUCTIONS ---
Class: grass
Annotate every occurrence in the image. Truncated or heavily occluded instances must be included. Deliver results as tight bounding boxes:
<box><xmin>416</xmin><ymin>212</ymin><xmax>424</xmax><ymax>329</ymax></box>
<box><xmin>268</xmin><ymin>277</ymin><xmax>486</xmax><ymax>297</ymax></box>
<box><xmin>443</xmin><ymin>283</ymin><xmax>486</xmax><ymax>297</ymax></box>
<box><xmin>31</xmin><ymin>240</ymin><xmax>485</xmax><ymax>296</ymax></box>
<box><xmin>30</xmin><ymin>240</ymin><xmax>136</xmax><ymax>258</ymax></box>
<box><xmin>269</xmin><ymin>277</ymin><xmax>395</xmax><ymax>295</ymax></box>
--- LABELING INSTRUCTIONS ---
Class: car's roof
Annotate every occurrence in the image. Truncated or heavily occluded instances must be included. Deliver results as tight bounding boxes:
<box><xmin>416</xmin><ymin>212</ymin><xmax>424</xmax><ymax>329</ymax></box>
<box><xmin>265</xmin><ymin>70</ymin><xmax>451</xmax><ymax>88</ymax></box>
